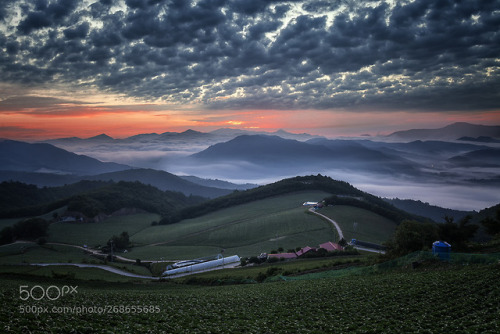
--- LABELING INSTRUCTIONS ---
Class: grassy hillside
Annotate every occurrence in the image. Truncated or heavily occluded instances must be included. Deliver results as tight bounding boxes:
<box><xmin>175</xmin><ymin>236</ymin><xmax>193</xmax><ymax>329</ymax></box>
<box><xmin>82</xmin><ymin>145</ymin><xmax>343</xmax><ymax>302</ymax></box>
<box><xmin>127</xmin><ymin>191</ymin><xmax>336</xmax><ymax>259</ymax></box>
<box><xmin>320</xmin><ymin>206</ymin><xmax>398</xmax><ymax>244</ymax></box>
<box><xmin>161</xmin><ymin>174</ymin><xmax>364</xmax><ymax>224</ymax></box>
<box><xmin>48</xmin><ymin>213</ymin><xmax>161</xmax><ymax>247</ymax></box>
<box><xmin>1</xmin><ymin>175</ymin><xmax>432</xmax><ymax>262</ymax></box>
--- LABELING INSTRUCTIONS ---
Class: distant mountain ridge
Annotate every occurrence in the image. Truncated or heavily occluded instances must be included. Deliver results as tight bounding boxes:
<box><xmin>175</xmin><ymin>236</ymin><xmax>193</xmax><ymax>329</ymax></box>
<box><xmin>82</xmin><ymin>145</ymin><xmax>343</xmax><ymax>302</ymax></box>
<box><xmin>0</xmin><ymin>140</ymin><xmax>130</xmax><ymax>175</ymax></box>
<box><xmin>192</xmin><ymin>135</ymin><xmax>328</xmax><ymax>163</ymax></box>
<box><xmin>84</xmin><ymin>169</ymin><xmax>233</xmax><ymax>198</ymax></box>
<box><xmin>188</xmin><ymin>134</ymin><xmax>421</xmax><ymax>177</ymax></box>
<box><xmin>43</xmin><ymin>128</ymin><xmax>319</xmax><ymax>144</ymax></box>
<box><xmin>384</xmin><ymin>198</ymin><xmax>474</xmax><ymax>223</ymax></box>
<box><xmin>387</xmin><ymin>122</ymin><xmax>500</xmax><ymax>141</ymax></box>
<box><xmin>0</xmin><ymin>140</ymin><xmax>249</xmax><ymax>198</ymax></box>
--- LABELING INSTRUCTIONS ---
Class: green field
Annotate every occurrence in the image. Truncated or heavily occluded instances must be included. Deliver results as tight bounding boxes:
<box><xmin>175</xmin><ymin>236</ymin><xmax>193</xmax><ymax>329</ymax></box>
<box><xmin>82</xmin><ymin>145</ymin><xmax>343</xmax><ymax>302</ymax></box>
<box><xmin>126</xmin><ymin>191</ymin><xmax>337</xmax><ymax>259</ymax></box>
<box><xmin>320</xmin><ymin>205</ymin><xmax>398</xmax><ymax>244</ymax></box>
<box><xmin>0</xmin><ymin>243</ymin><xmax>90</xmax><ymax>264</ymax></box>
<box><xmin>47</xmin><ymin>213</ymin><xmax>161</xmax><ymax>247</ymax></box>
<box><xmin>1</xmin><ymin>192</ymin><xmax>339</xmax><ymax>268</ymax></box>
<box><xmin>0</xmin><ymin>243</ymin><xmax>153</xmax><ymax>276</ymax></box>
<box><xmin>0</xmin><ymin>265</ymin><xmax>150</xmax><ymax>283</ymax></box>
<box><xmin>1</xmin><ymin>263</ymin><xmax>498</xmax><ymax>333</ymax></box>
<box><xmin>174</xmin><ymin>255</ymin><xmax>367</xmax><ymax>283</ymax></box>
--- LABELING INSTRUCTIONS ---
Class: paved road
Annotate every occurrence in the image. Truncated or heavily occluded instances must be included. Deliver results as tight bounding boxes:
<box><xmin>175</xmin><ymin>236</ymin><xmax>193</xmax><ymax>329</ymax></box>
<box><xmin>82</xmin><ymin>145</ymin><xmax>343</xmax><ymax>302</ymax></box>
<box><xmin>29</xmin><ymin>262</ymin><xmax>242</xmax><ymax>280</ymax></box>
<box><xmin>309</xmin><ymin>207</ymin><xmax>344</xmax><ymax>240</ymax></box>
<box><xmin>309</xmin><ymin>208</ymin><xmax>385</xmax><ymax>254</ymax></box>
<box><xmin>7</xmin><ymin>241</ymin><xmax>239</xmax><ymax>279</ymax></box>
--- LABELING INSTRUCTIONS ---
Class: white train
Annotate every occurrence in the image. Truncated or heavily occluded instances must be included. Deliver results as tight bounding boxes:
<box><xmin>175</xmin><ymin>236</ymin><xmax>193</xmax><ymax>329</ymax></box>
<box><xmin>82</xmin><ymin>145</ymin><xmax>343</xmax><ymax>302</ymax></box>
<box><xmin>162</xmin><ymin>254</ymin><xmax>240</xmax><ymax>276</ymax></box>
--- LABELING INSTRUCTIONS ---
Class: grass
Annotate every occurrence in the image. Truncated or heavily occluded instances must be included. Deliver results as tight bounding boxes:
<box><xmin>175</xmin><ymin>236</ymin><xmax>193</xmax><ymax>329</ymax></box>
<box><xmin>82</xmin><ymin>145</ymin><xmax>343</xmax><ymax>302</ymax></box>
<box><xmin>0</xmin><ymin>243</ymin><xmax>89</xmax><ymax>264</ymax></box>
<box><xmin>47</xmin><ymin>213</ymin><xmax>161</xmax><ymax>247</ymax></box>
<box><xmin>125</xmin><ymin>245</ymin><xmax>225</xmax><ymax>262</ymax></box>
<box><xmin>0</xmin><ymin>265</ymin><xmax>152</xmax><ymax>283</ymax></box>
<box><xmin>174</xmin><ymin>255</ymin><xmax>369</xmax><ymax>283</ymax></box>
<box><xmin>0</xmin><ymin>262</ymin><xmax>498</xmax><ymax>333</ymax></box>
<box><xmin>320</xmin><ymin>205</ymin><xmax>397</xmax><ymax>244</ymax></box>
<box><xmin>0</xmin><ymin>243</ymin><xmax>153</xmax><ymax>276</ymax></box>
<box><xmin>126</xmin><ymin>191</ymin><xmax>337</xmax><ymax>259</ymax></box>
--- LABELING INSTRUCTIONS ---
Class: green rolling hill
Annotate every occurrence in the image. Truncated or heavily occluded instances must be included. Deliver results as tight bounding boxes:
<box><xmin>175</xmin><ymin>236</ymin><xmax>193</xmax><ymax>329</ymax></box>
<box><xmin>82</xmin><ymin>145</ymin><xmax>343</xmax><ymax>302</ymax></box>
<box><xmin>128</xmin><ymin>191</ymin><xmax>336</xmax><ymax>260</ymax></box>
<box><xmin>4</xmin><ymin>174</ymin><xmax>492</xmax><ymax>263</ymax></box>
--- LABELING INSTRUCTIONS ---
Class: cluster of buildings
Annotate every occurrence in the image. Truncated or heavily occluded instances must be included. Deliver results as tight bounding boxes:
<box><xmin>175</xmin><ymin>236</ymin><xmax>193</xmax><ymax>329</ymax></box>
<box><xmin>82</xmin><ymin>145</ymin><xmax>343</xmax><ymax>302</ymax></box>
<box><xmin>267</xmin><ymin>241</ymin><xmax>344</xmax><ymax>260</ymax></box>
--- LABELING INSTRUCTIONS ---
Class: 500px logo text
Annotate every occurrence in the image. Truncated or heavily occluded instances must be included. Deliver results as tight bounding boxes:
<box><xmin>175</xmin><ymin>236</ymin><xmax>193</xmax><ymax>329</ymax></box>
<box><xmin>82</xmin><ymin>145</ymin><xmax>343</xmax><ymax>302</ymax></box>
<box><xmin>19</xmin><ymin>285</ymin><xmax>78</xmax><ymax>301</ymax></box>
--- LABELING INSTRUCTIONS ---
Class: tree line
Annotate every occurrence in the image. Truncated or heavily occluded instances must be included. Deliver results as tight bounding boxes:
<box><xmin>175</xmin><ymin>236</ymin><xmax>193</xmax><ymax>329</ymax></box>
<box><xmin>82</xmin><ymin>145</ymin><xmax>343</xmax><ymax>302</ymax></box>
<box><xmin>159</xmin><ymin>174</ymin><xmax>365</xmax><ymax>224</ymax></box>
<box><xmin>385</xmin><ymin>209</ymin><xmax>500</xmax><ymax>256</ymax></box>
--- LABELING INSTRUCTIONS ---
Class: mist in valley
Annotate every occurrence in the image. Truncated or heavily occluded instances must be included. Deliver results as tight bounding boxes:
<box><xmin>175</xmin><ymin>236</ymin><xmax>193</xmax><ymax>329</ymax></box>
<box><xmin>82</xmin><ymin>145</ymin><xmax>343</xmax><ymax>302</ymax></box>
<box><xmin>26</xmin><ymin>127</ymin><xmax>500</xmax><ymax>212</ymax></box>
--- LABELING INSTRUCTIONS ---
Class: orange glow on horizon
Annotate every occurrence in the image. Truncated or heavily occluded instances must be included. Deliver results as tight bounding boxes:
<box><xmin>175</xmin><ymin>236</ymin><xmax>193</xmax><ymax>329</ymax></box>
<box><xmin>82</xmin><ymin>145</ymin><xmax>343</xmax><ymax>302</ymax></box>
<box><xmin>1</xmin><ymin>105</ymin><xmax>499</xmax><ymax>140</ymax></box>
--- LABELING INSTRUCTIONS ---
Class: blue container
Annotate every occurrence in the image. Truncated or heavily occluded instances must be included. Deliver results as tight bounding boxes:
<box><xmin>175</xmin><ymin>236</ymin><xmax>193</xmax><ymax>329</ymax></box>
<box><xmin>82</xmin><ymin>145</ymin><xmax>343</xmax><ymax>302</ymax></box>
<box><xmin>432</xmin><ymin>241</ymin><xmax>451</xmax><ymax>260</ymax></box>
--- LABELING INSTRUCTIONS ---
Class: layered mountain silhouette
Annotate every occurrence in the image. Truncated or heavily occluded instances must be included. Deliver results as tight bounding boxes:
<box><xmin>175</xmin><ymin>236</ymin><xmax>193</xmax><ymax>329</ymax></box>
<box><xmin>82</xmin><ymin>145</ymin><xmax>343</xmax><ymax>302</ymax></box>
<box><xmin>2</xmin><ymin>122</ymin><xmax>498</xmax><ymax>211</ymax></box>
<box><xmin>0</xmin><ymin>140</ymin><xmax>129</xmax><ymax>175</ymax></box>
<box><xmin>0</xmin><ymin>140</ymin><xmax>244</xmax><ymax>198</ymax></box>
<box><xmin>448</xmin><ymin>148</ymin><xmax>500</xmax><ymax>167</ymax></box>
<box><xmin>387</xmin><ymin>122</ymin><xmax>500</xmax><ymax>141</ymax></box>
<box><xmin>83</xmin><ymin>169</ymin><xmax>233</xmax><ymax>198</ymax></box>
<box><xmin>189</xmin><ymin>135</ymin><xmax>421</xmax><ymax>176</ymax></box>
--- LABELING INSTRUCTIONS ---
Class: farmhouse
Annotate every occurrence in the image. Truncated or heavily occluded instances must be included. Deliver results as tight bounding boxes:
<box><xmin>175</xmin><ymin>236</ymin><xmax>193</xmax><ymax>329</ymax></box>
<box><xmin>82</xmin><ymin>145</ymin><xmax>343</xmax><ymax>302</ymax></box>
<box><xmin>319</xmin><ymin>241</ymin><xmax>343</xmax><ymax>252</ymax></box>
<box><xmin>267</xmin><ymin>252</ymin><xmax>298</xmax><ymax>260</ymax></box>
<box><xmin>267</xmin><ymin>242</ymin><xmax>344</xmax><ymax>259</ymax></box>
<box><xmin>296</xmin><ymin>246</ymin><xmax>315</xmax><ymax>257</ymax></box>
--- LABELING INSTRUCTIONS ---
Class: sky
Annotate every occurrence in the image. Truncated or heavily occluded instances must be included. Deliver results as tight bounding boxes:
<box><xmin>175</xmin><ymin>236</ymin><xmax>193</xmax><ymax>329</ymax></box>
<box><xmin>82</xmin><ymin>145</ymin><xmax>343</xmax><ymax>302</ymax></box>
<box><xmin>0</xmin><ymin>0</ymin><xmax>499</xmax><ymax>140</ymax></box>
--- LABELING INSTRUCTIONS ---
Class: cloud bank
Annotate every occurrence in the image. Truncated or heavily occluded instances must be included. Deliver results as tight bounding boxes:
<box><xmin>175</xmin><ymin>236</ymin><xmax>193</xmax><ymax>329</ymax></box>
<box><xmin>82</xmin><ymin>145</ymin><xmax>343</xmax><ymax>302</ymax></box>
<box><xmin>0</xmin><ymin>0</ymin><xmax>499</xmax><ymax>112</ymax></box>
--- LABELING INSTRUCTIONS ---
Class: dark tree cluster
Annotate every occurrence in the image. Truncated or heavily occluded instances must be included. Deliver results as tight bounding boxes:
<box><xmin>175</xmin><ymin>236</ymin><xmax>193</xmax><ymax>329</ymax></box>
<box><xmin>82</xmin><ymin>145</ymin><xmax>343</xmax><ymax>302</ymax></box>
<box><xmin>0</xmin><ymin>217</ymin><xmax>49</xmax><ymax>245</ymax></box>
<box><xmin>0</xmin><ymin>180</ymin><xmax>205</xmax><ymax>220</ymax></box>
<box><xmin>386</xmin><ymin>215</ymin><xmax>479</xmax><ymax>256</ymax></box>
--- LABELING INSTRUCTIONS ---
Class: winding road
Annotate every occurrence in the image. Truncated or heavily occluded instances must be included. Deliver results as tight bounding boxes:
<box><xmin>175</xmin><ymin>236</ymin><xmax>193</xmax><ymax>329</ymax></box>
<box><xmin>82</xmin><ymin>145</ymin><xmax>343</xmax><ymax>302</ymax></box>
<box><xmin>5</xmin><ymin>205</ymin><xmax>383</xmax><ymax>280</ymax></box>
<box><xmin>308</xmin><ymin>207</ymin><xmax>344</xmax><ymax>240</ymax></box>
<box><xmin>308</xmin><ymin>207</ymin><xmax>385</xmax><ymax>254</ymax></box>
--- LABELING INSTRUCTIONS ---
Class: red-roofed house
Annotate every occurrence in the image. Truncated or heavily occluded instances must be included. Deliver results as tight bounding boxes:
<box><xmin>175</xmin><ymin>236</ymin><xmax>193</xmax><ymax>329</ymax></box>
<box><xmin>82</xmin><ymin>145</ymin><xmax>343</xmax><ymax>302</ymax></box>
<box><xmin>319</xmin><ymin>241</ymin><xmax>344</xmax><ymax>252</ymax></box>
<box><xmin>267</xmin><ymin>252</ymin><xmax>297</xmax><ymax>259</ymax></box>
<box><xmin>296</xmin><ymin>246</ymin><xmax>315</xmax><ymax>257</ymax></box>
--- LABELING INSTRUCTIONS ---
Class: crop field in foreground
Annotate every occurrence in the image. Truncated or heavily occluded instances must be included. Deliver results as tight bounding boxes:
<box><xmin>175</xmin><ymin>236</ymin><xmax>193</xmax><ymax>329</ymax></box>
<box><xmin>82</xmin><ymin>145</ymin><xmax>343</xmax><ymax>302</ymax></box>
<box><xmin>1</xmin><ymin>263</ymin><xmax>498</xmax><ymax>333</ymax></box>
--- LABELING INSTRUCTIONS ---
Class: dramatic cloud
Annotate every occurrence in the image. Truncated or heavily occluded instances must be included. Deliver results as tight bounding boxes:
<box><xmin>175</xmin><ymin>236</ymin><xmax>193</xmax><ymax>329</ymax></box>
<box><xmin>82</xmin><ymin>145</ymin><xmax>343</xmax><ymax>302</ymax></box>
<box><xmin>0</xmin><ymin>0</ymin><xmax>499</xmax><ymax>112</ymax></box>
